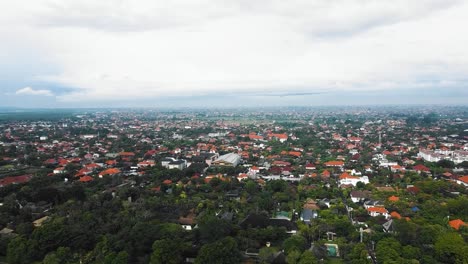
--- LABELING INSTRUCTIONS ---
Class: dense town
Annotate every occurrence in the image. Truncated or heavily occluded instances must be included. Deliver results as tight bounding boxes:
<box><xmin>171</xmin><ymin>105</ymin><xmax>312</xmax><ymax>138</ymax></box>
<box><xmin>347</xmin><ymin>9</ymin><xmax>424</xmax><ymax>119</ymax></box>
<box><xmin>0</xmin><ymin>106</ymin><xmax>467</xmax><ymax>264</ymax></box>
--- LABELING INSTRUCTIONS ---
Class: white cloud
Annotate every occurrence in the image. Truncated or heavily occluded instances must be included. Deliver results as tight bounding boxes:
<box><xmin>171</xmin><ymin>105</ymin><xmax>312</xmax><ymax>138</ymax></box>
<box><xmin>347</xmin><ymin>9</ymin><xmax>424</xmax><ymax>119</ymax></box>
<box><xmin>1</xmin><ymin>0</ymin><xmax>467</xmax><ymax>103</ymax></box>
<box><xmin>15</xmin><ymin>87</ymin><xmax>54</xmax><ymax>96</ymax></box>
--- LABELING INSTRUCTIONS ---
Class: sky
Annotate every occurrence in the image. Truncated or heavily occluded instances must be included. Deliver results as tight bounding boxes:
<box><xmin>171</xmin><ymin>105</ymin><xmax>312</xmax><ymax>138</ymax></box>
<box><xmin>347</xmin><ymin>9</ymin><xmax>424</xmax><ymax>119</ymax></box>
<box><xmin>1</xmin><ymin>0</ymin><xmax>467</xmax><ymax>108</ymax></box>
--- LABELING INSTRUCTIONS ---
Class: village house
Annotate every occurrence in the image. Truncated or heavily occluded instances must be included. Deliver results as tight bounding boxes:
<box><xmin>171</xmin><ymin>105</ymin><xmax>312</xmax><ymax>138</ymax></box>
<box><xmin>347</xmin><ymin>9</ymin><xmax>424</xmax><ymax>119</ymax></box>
<box><xmin>339</xmin><ymin>172</ymin><xmax>369</xmax><ymax>187</ymax></box>
<box><xmin>367</xmin><ymin>207</ymin><xmax>390</xmax><ymax>219</ymax></box>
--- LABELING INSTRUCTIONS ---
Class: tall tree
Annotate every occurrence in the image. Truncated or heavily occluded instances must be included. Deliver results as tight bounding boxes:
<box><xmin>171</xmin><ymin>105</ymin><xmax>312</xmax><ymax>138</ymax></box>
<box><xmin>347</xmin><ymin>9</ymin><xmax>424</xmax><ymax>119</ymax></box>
<box><xmin>150</xmin><ymin>239</ymin><xmax>185</xmax><ymax>264</ymax></box>
<box><xmin>195</xmin><ymin>237</ymin><xmax>241</xmax><ymax>264</ymax></box>
<box><xmin>298</xmin><ymin>250</ymin><xmax>318</xmax><ymax>264</ymax></box>
<box><xmin>6</xmin><ymin>236</ymin><xmax>38</xmax><ymax>264</ymax></box>
<box><xmin>283</xmin><ymin>235</ymin><xmax>307</xmax><ymax>255</ymax></box>
<box><xmin>434</xmin><ymin>232</ymin><xmax>468</xmax><ymax>264</ymax></box>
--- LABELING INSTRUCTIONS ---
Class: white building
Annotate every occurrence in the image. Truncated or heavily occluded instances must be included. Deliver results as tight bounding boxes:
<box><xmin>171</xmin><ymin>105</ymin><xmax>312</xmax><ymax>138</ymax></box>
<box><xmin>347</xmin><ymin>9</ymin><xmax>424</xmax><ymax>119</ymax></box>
<box><xmin>339</xmin><ymin>173</ymin><xmax>369</xmax><ymax>186</ymax></box>
<box><xmin>161</xmin><ymin>157</ymin><xmax>187</xmax><ymax>170</ymax></box>
<box><xmin>418</xmin><ymin>149</ymin><xmax>468</xmax><ymax>164</ymax></box>
<box><xmin>212</xmin><ymin>153</ymin><xmax>241</xmax><ymax>167</ymax></box>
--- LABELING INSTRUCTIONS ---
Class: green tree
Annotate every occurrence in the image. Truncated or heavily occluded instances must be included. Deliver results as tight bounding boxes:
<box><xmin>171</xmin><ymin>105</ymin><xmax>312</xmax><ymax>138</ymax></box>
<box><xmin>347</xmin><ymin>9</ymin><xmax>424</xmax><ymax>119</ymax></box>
<box><xmin>197</xmin><ymin>214</ymin><xmax>232</xmax><ymax>243</ymax></box>
<box><xmin>434</xmin><ymin>232</ymin><xmax>468</xmax><ymax>264</ymax></box>
<box><xmin>286</xmin><ymin>250</ymin><xmax>301</xmax><ymax>264</ymax></box>
<box><xmin>150</xmin><ymin>239</ymin><xmax>184</xmax><ymax>264</ymax></box>
<box><xmin>283</xmin><ymin>235</ymin><xmax>307</xmax><ymax>255</ymax></box>
<box><xmin>401</xmin><ymin>245</ymin><xmax>420</xmax><ymax>261</ymax></box>
<box><xmin>436</xmin><ymin>159</ymin><xmax>455</xmax><ymax>168</ymax></box>
<box><xmin>84</xmin><ymin>236</ymin><xmax>128</xmax><ymax>264</ymax></box>
<box><xmin>348</xmin><ymin>243</ymin><xmax>371</xmax><ymax>264</ymax></box>
<box><xmin>259</xmin><ymin>246</ymin><xmax>278</xmax><ymax>264</ymax></box>
<box><xmin>42</xmin><ymin>247</ymin><xmax>75</xmax><ymax>264</ymax></box>
<box><xmin>31</xmin><ymin>217</ymin><xmax>73</xmax><ymax>257</ymax></box>
<box><xmin>6</xmin><ymin>236</ymin><xmax>38</xmax><ymax>264</ymax></box>
<box><xmin>375</xmin><ymin>237</ymin><xmax>402</xmax><ymax>264</ymax></box>
<box><xmin>195</xmin><ymin>237</ymin><xmax>241</xmax><ymax>264</ymax></box>
<box><xmin>245</xmin><ymin>180</ymin><xmax>258</xmax><ymax>195</ymax></box>
<box><xmin>298</xmin><ymin>250</ymin><xmax>318</xmax><ymax>264</ymax></box>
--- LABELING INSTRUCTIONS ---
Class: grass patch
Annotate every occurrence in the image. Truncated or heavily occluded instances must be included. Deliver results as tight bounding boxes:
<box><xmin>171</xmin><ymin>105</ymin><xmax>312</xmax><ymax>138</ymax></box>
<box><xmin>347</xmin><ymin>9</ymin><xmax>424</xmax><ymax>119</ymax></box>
<box><xmin>0</xmin><ymin>165</ymin><xmax>14</xmax><ymax>170</ymax></box>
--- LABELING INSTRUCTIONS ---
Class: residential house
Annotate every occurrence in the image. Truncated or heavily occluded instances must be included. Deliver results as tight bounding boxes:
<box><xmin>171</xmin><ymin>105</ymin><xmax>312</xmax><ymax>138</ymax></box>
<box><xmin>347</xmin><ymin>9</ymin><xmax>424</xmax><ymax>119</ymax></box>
<box><xmin>367</xmin><ymin>207</ymin><xmax>390</xmax><ymax>219</ymax></box>
<box><xmin>324</xmin><ymin>160</ymin><xmax>344</xmax><ymax>168</ymax></box>
<box><xmin>456</xmin><ymin>176</ymin><xmax>468</xmax><ymax>187</ymax></box>
<box><xmin>301</xmin><ymin>199</ymin><xmax>320</xmax><ymax>224</ymax></box>
<box><xmin>167</xmin><ymin>160</ymin><xmax>187</xmax><ymax>170</ymax></box>
<box><xmin>0</xmin><ymin>174</ymin><xmax>32</xmax><ymax>187</ymax></box>
<box><xmin>339</xmin><ymin>172</ymin><xmax>369</xmax><ymax>187</ymax></box>
<box><xmin>305</xmin><ymin>163</ymin><xmax>316</xmax><ymax>170</ymax></box>
<box><xmin>350</xmin><ymin>190</ymin><xmax>371</xmax><ymax>203</ymax></box>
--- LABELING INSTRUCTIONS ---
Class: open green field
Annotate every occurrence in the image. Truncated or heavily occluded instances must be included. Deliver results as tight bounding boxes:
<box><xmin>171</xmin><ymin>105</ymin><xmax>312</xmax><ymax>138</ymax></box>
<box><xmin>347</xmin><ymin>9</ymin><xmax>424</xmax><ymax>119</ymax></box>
<box><xmin>0</xmin><ymin>165</ymin><xmax>14</xmax><ymax>171</ymax></box>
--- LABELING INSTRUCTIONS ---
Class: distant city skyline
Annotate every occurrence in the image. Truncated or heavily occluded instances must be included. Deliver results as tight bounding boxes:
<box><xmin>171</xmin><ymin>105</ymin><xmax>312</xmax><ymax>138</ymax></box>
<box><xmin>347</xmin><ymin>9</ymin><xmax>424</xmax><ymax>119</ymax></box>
<box><xmin>1</xmin><ymin>0</ymin><xmax>468</xmax><ymax>107</ymax></box>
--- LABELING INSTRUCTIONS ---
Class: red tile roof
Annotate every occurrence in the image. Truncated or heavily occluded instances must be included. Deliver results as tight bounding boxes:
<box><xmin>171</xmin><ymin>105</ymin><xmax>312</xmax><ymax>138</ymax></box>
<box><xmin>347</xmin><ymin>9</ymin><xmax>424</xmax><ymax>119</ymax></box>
<box><xmin>407</xmin><ymin>186</ymin><xmax>420</xmax><ymax>194</ymax></box>
<box><xmin>99</xmin><ymin>168</ymin><xmax>121</xmax><ymax>176</ymax></box>
<box><xmin>413</xmin><ymin>164</ymin><xmax>430</xmax><ymax>172</ymax></box>
<box><xmin>289</xmin><ymin>151</ymin><xmax>302</xmax><ymax>157</ymax></box>
<box><xmin>162</xmin><ymin>179</ymin><xmax>173</xmax><ymax>185</ymax></box>
<box><xmin>86</xmin><ymin>163</ymin><xmax>101</xmax><ymax>169</ymax></box>
<box><xmin>79</xmin><ymin>175</ymin><xmax>93</xmax><ymax>182</ymax></box>
<box><xmin>449</xmin><ymin>219</ymin><xmax>467</xmax><ymax>230</ymax></box>
<box><xmin>367</xmin><ymin>207</ymin><xmax>388</xmax><ymax>214</ymax></box>
<box><xmin>390</xmin><ymin>211</ymin><xmax>402</xmax><ymax>219</ymax></box>
<box><xmin>0</xmin><ymin>174</ymin><xmax>32</xmax><ymax>186</ymax></box>
<box><xmin>324</xmin><ymin>160</ymin><xmax>344</xmax><ymax>167</ymax></box>
<box><xmin>339</xmin><ymin>172</ymin><xmax>359</xmax><ymax>179</ymax></box>
<box><xmin>272</xmin><ymin>133</ymin><xmax>288</xmax><ymax>139</ymax></box>
<box><xmin>249</xmin><ymin>134</ymin><xmax>263</xmax><ymax>140</ymax></box>
<box><xmin>106</xmin><ymin>160</ymin><xmax>117</xmax><ymax>165</ymax></box>
<box><xmin>119</xmin><ymin>152</ymin><xmax>135</xmax><ymax>156</ymax></box>
<box><xmin>458</xmin><ymin>176</ymin><xmax>468</xmax><ymax>184</ymax></box>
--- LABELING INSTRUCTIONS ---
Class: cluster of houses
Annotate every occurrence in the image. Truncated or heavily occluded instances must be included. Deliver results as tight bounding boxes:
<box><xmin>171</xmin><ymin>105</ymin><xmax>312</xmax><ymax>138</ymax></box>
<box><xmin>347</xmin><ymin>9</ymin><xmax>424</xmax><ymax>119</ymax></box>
<box><xmin>0</xmin><ymin>109</ymin><xmax>467</xmax><ymax>237</ymax></box>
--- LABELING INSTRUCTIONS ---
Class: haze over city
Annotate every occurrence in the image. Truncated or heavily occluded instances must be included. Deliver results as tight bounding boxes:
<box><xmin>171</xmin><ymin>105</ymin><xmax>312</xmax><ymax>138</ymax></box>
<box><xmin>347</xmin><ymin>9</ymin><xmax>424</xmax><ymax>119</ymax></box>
<box><xmin>1</xmin><ymin>0</ymin><xmax>468</xmax><ymax>108</ymax></box>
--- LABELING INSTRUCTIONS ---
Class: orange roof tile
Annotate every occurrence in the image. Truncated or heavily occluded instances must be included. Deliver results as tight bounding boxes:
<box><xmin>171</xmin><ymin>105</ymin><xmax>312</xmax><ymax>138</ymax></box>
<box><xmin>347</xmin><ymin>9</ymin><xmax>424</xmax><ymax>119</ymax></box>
<box><xmin>289</xmin><ymin>151</ymin><xmax>302</xmax><ymax>157</ymax></box>
<box><xmin>249</xmin><ymin>134</ymin><xmax>263</xmax><ymax>140</ymax></box>
<box><xmin>79</xmin><ymin>176</ymin><xmax>93</xmax><ymax>182</ymax></box>
<box><xmin>324</xmin><ymin>160</ymin><xmax>344</xmax><ymax>167</ymax></box>
<box><xmin>390</xmin><ymin>211</ymin><xmax>402</xmax><ymax>219</ymax></box>
<box><xmin>273</xmin><ymin>133</ymin><xmax>288</xmax><ymax>139</ymax></box>
<box><xmin>339</xmin><ymin>172</ymin><xmax>359</xmax><ymax>179</ymax></box>
<box><xmin>119</xmin><ymin>152</ymin><xmax>135</xmax><ymax>156</ymax></box>
<box><xmin>106</xmin><ymin>160</ymin><xmax>117</xmax><ymax>165</ymax></box>
<box><xmin>162</xmin><ymin>179</ymin><xmax>173</xmax><ymax>185</ymax></box>
<box><xmin>99</xmin><ymin>168</ymin><xmax>121</xmax><ymax>176</ymax></box>
<box><xmin>367</xmin><ymin>207</ymin><xmax>388</xmax><ymax>213</ymax></box>
<box><xmin>458</xmin><ymin>176</ymin><xmax>468</xmax><ymax>184</ymax></box>
<box><xmin>449</xmin><ymin>219</ymin><xmax>467</xmax><ymax>230</ymax></box>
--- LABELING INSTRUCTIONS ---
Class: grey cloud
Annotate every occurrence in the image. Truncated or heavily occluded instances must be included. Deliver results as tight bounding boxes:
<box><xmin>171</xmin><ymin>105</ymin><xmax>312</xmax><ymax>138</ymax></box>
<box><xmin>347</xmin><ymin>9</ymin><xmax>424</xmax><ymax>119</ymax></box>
<box><xmin>29</xmin><ymin>0</ymin><xmax>462</xmax><ymax>38</ymax></box>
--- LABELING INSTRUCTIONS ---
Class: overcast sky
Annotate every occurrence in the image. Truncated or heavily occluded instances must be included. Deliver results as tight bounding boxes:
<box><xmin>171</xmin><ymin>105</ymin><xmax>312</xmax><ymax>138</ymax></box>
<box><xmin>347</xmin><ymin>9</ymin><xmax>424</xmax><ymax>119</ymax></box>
<box><xmin>1</xmin><ymin>0</ymin><xmax>467</xmax><ymax>108</ymax></box>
